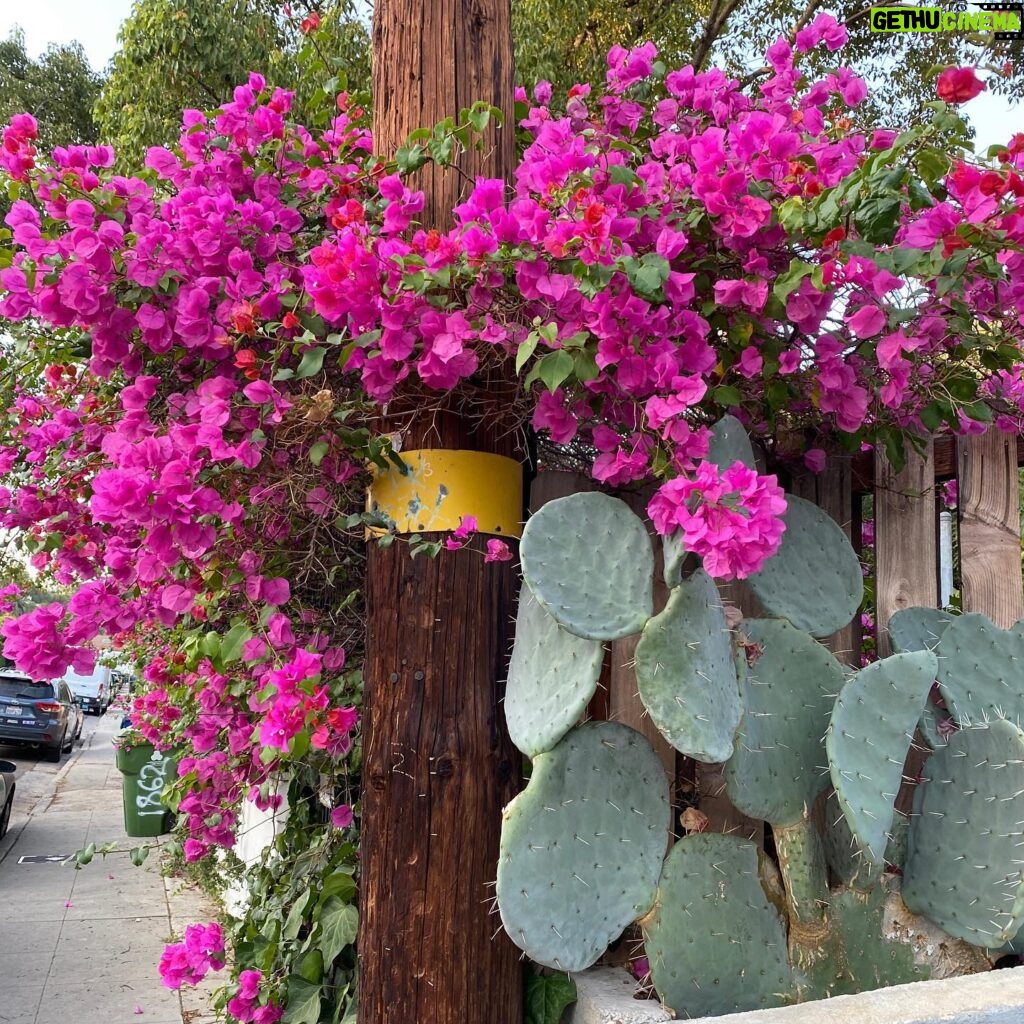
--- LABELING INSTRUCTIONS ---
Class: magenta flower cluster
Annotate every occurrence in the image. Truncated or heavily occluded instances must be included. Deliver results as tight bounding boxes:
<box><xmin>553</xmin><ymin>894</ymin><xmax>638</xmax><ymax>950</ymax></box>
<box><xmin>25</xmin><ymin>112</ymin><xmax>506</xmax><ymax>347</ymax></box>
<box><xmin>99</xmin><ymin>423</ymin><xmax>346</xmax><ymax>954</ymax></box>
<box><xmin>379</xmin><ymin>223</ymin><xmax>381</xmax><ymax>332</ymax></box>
<box><xmin>158</xmin><ymin>921</ymin><xmax>226</xmax><ymax>989</ymax></box>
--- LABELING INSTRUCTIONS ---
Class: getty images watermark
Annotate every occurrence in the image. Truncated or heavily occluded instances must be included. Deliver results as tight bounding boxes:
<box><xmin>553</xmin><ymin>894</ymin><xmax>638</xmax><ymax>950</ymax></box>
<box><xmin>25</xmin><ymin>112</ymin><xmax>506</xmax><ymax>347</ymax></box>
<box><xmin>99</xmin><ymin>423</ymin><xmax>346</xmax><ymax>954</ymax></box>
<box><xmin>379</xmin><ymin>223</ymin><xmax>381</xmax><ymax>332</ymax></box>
<box><xmin>870</xmin><ymin>2</ymin><xmax>1022</xmax><ymax>39</ymax></box>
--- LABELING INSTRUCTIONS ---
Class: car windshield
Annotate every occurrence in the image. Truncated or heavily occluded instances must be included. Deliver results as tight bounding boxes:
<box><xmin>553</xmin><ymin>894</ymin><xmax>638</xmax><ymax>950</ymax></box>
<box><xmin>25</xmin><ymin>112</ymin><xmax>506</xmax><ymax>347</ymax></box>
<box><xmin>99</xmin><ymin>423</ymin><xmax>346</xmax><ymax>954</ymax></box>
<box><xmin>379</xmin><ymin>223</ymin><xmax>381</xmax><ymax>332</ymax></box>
<box><xmin>0</xmin><ymin>678</ymin><xmax>55</xmax><ymax>700</ymax></box>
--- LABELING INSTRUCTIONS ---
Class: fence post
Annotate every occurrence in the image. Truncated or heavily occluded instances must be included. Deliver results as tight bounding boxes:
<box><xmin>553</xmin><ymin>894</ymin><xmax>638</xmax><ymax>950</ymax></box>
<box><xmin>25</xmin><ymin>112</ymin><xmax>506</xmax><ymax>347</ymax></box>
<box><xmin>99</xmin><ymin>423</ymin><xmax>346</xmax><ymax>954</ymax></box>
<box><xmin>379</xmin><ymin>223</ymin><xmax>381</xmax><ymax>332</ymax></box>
<box><xmin>958</xmin><ymin>431</ymin><xmax>1024</xmax><ymax>628</ymax></box>
<box><xmin>359</xmin><ymin>4</ymin><xmax>522</xmax><ymax>1022</ymax></box>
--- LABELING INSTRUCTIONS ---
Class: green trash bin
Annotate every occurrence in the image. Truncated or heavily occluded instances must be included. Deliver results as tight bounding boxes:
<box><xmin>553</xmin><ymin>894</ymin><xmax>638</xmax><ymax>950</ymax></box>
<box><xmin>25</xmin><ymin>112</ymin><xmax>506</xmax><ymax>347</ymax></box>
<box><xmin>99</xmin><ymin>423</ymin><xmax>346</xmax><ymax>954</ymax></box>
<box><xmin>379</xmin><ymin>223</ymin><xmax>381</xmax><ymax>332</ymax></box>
<box><xmin>115</xmin><ymin>740</ymin><xmax>177</xmax><ymax>838</ymax></box>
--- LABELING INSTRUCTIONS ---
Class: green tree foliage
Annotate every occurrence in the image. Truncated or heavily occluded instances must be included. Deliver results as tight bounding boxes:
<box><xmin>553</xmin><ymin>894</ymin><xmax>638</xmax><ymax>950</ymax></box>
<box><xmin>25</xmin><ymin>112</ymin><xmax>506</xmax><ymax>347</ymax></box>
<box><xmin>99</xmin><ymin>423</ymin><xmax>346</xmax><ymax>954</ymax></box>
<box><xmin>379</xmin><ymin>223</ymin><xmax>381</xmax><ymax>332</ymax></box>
<box><xmin>0</xmin><ymin>29</ymin><xmax>102</xmax><ymax>152</ymax></box>
<box><xmin>512</xmin><ymin>0</ymin><xmax>1022</xmax><ymax>129</ymax></box>
<box><xmin>96</xmin><ymin>0</ymin><xmax>370</xmax><ymax>161</ymax></box>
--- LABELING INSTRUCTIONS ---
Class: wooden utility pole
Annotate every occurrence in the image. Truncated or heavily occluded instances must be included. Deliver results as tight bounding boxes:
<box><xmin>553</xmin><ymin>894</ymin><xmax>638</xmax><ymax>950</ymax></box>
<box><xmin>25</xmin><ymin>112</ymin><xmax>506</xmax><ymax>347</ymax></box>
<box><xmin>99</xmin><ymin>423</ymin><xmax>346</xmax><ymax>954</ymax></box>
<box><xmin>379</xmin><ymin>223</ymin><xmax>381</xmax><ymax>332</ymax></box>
<box><xmin>359</xmin><ymin>4</ymin><xmax>522</xmax><ymax>1023</ymax></box>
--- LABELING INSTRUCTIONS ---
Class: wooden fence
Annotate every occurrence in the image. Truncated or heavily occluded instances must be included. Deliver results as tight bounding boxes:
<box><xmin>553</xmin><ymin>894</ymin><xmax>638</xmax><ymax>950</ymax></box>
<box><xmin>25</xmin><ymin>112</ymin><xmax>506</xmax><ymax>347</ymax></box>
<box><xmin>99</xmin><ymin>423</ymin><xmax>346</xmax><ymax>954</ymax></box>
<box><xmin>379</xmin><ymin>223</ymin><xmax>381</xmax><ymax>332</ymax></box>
<box><xmin>527</xmin><ymin>430</ymin><xmax>1024</xmax><ymax>831</ymax></box>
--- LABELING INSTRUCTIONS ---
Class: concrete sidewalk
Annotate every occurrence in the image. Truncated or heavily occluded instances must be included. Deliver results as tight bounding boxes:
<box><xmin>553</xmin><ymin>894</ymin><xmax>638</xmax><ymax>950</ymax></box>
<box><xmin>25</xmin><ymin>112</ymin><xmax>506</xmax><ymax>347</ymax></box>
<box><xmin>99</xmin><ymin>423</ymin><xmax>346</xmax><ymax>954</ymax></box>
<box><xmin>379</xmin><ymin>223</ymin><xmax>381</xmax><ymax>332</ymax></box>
<box><xmin>0</xmin><ymin>713</ymin><xmax>219</xmax><ymax>1024</ymax></box>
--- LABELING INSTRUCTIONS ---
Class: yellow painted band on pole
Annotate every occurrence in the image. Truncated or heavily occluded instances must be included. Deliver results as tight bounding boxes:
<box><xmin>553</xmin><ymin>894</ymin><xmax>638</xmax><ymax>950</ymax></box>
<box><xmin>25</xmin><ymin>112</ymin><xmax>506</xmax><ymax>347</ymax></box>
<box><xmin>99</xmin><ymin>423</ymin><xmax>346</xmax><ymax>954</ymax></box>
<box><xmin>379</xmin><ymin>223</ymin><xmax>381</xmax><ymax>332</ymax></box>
<box><xmin>368</xmin><ymin>450</ymin><xmax>524</xmax><ymax>538</ymax></box>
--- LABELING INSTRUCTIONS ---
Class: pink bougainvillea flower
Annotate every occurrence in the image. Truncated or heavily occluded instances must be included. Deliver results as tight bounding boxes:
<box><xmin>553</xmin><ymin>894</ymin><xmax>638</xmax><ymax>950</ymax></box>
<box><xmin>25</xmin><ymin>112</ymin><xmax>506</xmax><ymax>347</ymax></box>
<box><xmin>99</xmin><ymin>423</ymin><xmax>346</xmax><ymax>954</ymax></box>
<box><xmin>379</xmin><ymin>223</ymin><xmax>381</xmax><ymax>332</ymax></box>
<box><xmin>330</xmin><ymin>804</ymin><xmax>354</xmax><ymax>829</ymax></box>
<box><xmin>484</xmin><ymin>539</ymin><xmax>512</xmax><ymax>563</ymax></box>
<box><xmin>804</xmin><ymin>448</ymin><xmax>826</xmax><ymax>473</ymax></box>
<box><xmin>159</xmin><ymin>922</ymin><xmax>225</xmax><ymax>989</ymax></box>
<box><xmin>936</xmin><ymin>67</ymin><xmax>985</xmax><ymax>104</ymax></box>
<box><xmin>648</xmin><ymin>461</ymin><xmax>787</xmax><ymax>580</ymax></box>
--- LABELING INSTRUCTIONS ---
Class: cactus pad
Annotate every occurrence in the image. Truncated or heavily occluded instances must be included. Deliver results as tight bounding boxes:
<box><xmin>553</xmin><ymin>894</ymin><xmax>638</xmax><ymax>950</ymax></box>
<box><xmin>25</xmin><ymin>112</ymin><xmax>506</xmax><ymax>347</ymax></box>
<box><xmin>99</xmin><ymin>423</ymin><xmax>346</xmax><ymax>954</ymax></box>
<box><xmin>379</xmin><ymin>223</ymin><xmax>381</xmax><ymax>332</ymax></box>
<box><xmin>887</xmin><ymin>606</ymin><xmax>954</xmax><ymax>655</ymax></box>
<box><xmin>827</xmin><ymin>651</ymin><xmax>937</xmax><ymax>865</ymax></box>
<box><xmin>935</xmin><ymin>612</ymin><xmax>1024</xmax><ymax>726</ymax></box>
<box><xmin>521</xmin><ymin>492</ymin><xmax>653</xmax><ymax>640</ymax></box>
<box><xmin>902</xmin><ymin>719</ymin><xmax>1024</xmax><ymax>947</ymax></box>
<box><xmin>724</xmin><ymin>619</ymin><xmax>844</xmax><ymax>827</ymax></box>
<box><xmin>635</xmin><ymin>569</ymin><xmax>742</xmax><ymax>763</ymax></box>
<box><xmin>505</xmin><ymin>589</ymin><xmax>605</xmax><ymax>757</ymax></box>
<box><xmin>706</xmin><ymin>414</ymin><xmax>756</xmax><ymax>471</ymax></box>
<box><xmin>643</xmin><ymin>833</ymin><xmax>791</xmax><ymax>1017</ymax></box>
<box><xmin>748</xmin><ymin>494</ymin><xmax>863</xmax><ymax>637</ymax></box>
<box><xmin>496</xmin><ymin>721</ymin><xmax>670</xmax><ymax>971</ymax></box>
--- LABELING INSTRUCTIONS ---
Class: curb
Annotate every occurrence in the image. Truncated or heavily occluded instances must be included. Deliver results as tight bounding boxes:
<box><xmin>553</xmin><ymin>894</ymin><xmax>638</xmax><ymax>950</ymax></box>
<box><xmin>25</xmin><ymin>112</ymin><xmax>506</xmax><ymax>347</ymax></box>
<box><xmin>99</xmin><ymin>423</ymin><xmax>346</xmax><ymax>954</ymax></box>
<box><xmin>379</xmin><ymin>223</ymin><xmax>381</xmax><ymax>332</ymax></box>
<box><xmin>569</xmin><ymin>966</ymin><xmax>1024</xmax><ymax>1024</ymax></box>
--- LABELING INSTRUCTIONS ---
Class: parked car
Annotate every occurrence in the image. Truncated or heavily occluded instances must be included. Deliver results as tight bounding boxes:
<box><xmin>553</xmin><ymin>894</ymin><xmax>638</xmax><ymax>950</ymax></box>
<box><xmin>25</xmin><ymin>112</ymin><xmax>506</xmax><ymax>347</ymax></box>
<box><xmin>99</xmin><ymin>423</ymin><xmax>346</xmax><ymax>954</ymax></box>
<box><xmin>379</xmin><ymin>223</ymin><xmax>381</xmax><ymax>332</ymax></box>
<box><xmin>62</xmin><ymin>665</ymin><xmax>113</xmax><ymax>715</ymax></box>
<box><xmin>0</xmin><ymin>758</ymin><xmax>15</xmax><ymax>839</ymax></box>
<box><xmin>0</xmin><ymin>672</ymin><xmax>77</xmax><ymax>762</ymax></box>
<box><xmin>67</xmin><ymin>693</ymin><xmax>85</xmax><ymax>746</ymax></box>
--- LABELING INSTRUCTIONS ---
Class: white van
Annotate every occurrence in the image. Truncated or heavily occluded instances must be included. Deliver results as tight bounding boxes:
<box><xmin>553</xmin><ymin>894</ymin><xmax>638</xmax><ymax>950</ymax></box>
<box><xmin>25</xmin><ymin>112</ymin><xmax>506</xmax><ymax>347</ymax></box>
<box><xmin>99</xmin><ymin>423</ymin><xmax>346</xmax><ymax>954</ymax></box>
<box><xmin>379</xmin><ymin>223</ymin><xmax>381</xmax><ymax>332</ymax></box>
<box><xmin>63</xmin><ymin>665</ymin><xmax>113</xmax><ymax>715</ymax></box>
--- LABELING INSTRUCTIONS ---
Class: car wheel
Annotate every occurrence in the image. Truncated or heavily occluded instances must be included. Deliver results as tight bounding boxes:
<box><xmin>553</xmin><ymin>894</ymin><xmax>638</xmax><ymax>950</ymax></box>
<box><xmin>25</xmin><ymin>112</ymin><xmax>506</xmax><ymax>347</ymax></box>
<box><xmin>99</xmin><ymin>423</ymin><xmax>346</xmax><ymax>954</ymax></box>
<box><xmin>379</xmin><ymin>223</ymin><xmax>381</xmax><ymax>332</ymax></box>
<box><xmin>63</xmin><ymin>728</ymin><xmax>74</xmax><ymax>753</ymax></box>
<box><xmin>46</xmin><ymin>733</ymin><xmax>64</xmax><ymax>763</ymax></box>
<box><xmin>0</xmin><ymin>794</ymin><xmax>11</xmax><ymax>839</ymax></box>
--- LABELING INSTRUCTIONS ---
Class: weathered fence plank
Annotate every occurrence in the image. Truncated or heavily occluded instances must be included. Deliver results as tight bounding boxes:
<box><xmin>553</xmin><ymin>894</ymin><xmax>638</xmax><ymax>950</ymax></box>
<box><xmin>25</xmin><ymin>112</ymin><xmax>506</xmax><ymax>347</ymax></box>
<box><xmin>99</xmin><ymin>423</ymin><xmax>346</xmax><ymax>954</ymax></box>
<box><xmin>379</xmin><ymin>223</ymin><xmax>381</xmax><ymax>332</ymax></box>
<box><xmin>958</xmin><ymin>431</ymin><xmax>1024</xmax><ymax>628</ymax></box>
<box><xmin>875</xmin><ymin>443</ymin><xmax>938</xmax><ymax>657</ymax></box>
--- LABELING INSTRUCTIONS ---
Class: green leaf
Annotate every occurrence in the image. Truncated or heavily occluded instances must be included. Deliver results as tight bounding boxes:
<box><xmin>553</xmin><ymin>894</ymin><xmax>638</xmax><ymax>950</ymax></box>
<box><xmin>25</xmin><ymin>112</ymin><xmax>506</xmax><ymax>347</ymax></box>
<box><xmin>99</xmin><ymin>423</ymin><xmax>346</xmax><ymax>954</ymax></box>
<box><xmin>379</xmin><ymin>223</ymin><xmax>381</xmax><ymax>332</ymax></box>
<box><xmin>772</xmin><ymin>259</ymin><xmax>814</xmax><ymax>302</ymax></box>
<box><xmin>319</xmin><ymin>897</ymin><xmax>359</xmax><ymax>968</ymax></box>
<box><xmin>296</xmin><ymin>948</ymin><xmax>324</xmax><ymax>984</ymax></box>
<box><xmin>536</xmin><ymin>350</ymin><xmax>575</xmax><ymax>393</ymax></box>
<box><xmin>468</xmin><ymin>106</ymin><xmax>491</xmax><ymax>133</ymax></box>
<box><xmin>309</xmin><ymin>440</ymin><xmax>330</xmax><ymax>467</ymax></box>
<box><xmin>572</xmin><ymin>349</ymin><xmax>600</xmax><ymax>383</ymax></box>
<box><xmin>200</xmin><ymin>631</ymin><xmax>221</xmax><ymax>658</ymax></box>
<box><xmin>625</xmin><ymin>253</ymin><xmax>671</xmax><ymax>298</ymax></box>
<box><xmin>129</xmin><ymin>846</ymin><xmax>150</xmax><ymax>867</ymax></box>
<box><xmin>319</xmin><ymin>870</ymin><xmax>357</xmax><ymax>904</ymax></box>
<box><xmin>917</xmin><ymin>148</ymin><xmax>950</xmax><ymax>188</ymax></box>
<box><xmin>395</xmin><ymin>144</ymin><xmax>425</xmax><ymax>174</ymax></box>
<box><xmin>515</xmin><ymin>331</ymin><xmax>540</xmax><ymax>374</ymax></box>
<box><xmin>777</xmin><ymin>197</ymin><xmax>804</xmax><ymax>233</ymax></box>
<box><xmin>220</xmin><ymin>622</ymin><xmax>252</xmax><ymax>664</ymax></box>
<box><xmin>295</xmin><ymin>347</ymin><xmax>327</xmax><ymax>380</ymax></box>
<box><xmin>283</xmin><ymin>977</ymin><xmax>322</xmax><ymax>1024</ymax></box>
<box><xmin>282</xmin><ymin>890</ymin><xmax>314</xmax><ymax>942</ymax></box>
<box><xmin>524</xmin><ymin>971</ymin><xmax>577</xmax><ymax>1024</ymax></box>
<box><xmin>854</xmin><ymin>197</ymin><xmax>901</xmax><ymax>245</ymax></box>
<box><xmin>714</xmin><ymin>385</ymin><xmax>742</xmax><ymax>408</ymax></box>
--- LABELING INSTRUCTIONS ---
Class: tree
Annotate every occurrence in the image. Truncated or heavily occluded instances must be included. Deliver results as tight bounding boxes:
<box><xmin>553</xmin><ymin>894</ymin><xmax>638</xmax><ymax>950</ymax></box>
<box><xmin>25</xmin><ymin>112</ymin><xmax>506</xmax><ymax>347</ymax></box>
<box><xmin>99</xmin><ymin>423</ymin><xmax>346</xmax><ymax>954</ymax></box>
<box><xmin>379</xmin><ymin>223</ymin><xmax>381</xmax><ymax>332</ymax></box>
<box><xmin>95</xmin><ymin>0</ymin><xmax>371</xmax><ymax>161</ymax></box>
<box><xmin>0</xmin><ymin>29</ymin><xmax>101</xmax><ymax>152</ymax></box>
<box><xmin>512</xmin><ymin>0</ymin><xmax>1023</xmax><ymax>129</ymax></box>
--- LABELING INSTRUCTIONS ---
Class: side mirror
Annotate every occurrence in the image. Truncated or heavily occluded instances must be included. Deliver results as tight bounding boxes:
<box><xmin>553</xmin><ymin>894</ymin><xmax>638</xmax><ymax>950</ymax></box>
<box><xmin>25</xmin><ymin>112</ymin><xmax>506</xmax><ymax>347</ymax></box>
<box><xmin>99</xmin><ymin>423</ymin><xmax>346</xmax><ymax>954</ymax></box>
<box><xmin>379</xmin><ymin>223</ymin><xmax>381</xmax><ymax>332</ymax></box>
<box><xmin>0</xmin><ymin>759</ymin><xmax>17</xmax><ymax>773</ymax></box>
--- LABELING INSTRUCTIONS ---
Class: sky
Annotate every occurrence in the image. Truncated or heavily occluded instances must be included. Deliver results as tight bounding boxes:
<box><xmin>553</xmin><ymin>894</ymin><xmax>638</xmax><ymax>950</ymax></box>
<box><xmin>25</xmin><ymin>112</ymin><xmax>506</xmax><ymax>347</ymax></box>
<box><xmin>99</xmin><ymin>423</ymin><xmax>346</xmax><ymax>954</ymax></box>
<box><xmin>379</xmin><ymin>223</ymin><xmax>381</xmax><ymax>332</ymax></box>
<box><xmin>0</xmin><ymin>0</ymin><xmax>1017</xmax><ymax>149</ymax></box>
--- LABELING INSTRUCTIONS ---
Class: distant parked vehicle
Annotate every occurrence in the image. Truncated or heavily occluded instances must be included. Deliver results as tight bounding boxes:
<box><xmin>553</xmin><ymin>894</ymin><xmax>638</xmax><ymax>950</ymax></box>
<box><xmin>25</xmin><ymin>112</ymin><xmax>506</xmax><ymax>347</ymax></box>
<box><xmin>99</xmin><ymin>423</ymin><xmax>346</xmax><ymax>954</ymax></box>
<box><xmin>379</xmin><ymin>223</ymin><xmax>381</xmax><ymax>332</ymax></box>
<box><xmin>63</xmin><ymin>665</ymin><xmax>112</xmax><ymax>715</ymax></box>
<box><xmin>0</xmin><ymin>673</ymin><xmax>77</xmax><ymax>762</ymax></box>
<box><xmin>0</xmin><ymin>758</ymin><xmax>15</xmax><ymax>838</ymax></box>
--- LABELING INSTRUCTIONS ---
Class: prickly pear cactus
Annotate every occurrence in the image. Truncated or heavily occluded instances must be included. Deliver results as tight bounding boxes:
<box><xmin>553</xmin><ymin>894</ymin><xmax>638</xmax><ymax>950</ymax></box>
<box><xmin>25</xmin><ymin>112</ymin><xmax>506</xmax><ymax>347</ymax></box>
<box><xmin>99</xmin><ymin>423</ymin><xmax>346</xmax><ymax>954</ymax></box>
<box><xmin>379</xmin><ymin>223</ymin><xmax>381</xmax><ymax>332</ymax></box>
<box><xmin>520</xmin><ymin>491</ymin><xmax>653</xmax><ymax>640</ymax></box>
<box><xmin>505</xmin><ymin>590</ymin><xmax>604</xmax><ymax>757</ymax></box>
<box><xmin>902</xmin><ymin>719</ymin><xmax>1024</xmax><ymax>947</ymax></box>
<box><xmin>642</xmin><ymin>833</ymin><xmax>792</xmax><ymax>1017</ymax></box>
<box><xmin>748</xmin><ymin>494</ymin><xmax>863</xmax><ymax>638</ymax></box>
<box><xmin>827</xmin><ymin>651</ymin><xmax>937</xmax><ymax>864</ymax></box>
<box><xmin>496</xmin><ymin>721</ymin><xmax>670</xmax><ymax>971</ymax></box>
<box><xmin>935</xmin><ymin>612</ymin><xmax>1024</xmax><ymax>726</ymax></box>
<box><xmin>724</xmin><ymin>618</ymin><xmax>844</xmax><ymax>827</ymax></box>
<box><xmin>634</xmin><ymin>568</ymin><xmax>742</xmax><ymax>763</ymax></box>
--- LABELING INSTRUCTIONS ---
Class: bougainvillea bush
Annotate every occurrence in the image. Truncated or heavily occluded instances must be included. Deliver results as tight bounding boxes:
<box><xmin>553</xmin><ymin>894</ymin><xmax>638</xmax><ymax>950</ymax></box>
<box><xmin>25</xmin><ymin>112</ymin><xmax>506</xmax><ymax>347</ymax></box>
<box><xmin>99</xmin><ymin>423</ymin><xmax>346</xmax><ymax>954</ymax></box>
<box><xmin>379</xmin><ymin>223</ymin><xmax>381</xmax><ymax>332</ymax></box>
<box><xmin>1</xmin><ymin>12</ymin><xmax>1023</xmax><ymax>1019</ymax></box>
